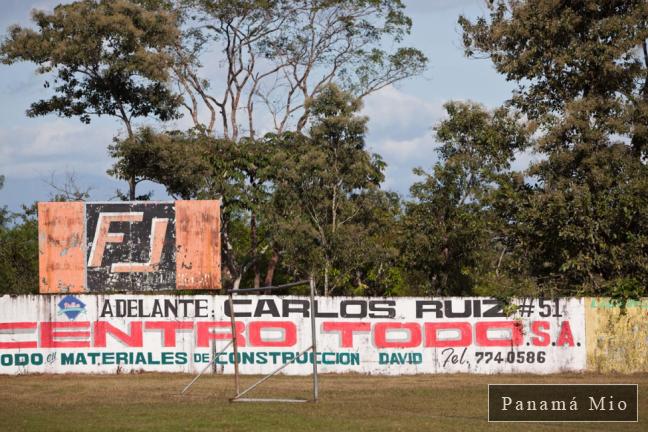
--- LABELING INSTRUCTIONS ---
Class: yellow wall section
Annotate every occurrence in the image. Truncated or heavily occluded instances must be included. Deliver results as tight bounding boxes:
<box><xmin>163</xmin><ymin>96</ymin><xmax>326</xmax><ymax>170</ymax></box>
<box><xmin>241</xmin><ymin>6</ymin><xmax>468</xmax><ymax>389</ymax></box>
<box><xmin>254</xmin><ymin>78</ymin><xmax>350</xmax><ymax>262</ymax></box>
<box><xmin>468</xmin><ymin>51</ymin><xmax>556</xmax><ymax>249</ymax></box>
<box><xmin>586</xmin><ymin>298</ymin><xmax>648</xmax><ymax>373</ymax></box>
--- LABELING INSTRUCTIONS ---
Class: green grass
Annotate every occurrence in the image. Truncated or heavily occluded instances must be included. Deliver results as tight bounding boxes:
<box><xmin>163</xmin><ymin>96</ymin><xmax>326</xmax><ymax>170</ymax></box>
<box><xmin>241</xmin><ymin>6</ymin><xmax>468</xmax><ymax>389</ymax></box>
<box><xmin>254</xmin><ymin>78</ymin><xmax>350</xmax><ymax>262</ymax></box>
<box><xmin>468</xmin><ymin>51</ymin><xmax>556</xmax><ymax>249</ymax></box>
<box><xmin>0</xmin><ymin>373</ymin><xmax>645</xmax><ymax>431</ymax></box>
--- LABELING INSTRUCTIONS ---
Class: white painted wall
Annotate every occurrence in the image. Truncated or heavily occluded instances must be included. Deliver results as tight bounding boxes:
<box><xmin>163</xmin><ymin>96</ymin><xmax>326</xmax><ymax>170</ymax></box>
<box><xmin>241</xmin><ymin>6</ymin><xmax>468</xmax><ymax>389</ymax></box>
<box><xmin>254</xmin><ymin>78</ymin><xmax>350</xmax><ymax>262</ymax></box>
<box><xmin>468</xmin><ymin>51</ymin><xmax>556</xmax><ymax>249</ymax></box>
<box><xmin>0</xmin><ymin>295</ymin><xmax>586</xmax><ymax>375</ymax></box>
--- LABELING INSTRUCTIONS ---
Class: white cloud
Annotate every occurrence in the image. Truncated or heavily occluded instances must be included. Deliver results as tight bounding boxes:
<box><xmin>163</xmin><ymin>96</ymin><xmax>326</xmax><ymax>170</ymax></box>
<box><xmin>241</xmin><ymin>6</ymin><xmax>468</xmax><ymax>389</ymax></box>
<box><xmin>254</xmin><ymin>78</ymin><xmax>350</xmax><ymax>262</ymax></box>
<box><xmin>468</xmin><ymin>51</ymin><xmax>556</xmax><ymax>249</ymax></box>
<box><xmin>376</xmin><ymin>133</ymin><xmax>438</xmax><ymax>164</ymax></box>
<box><xmin>363</xmin><ymin>85</ymin><xmax>445</xmax><ymax>141</ymax></box>
<box><xmin>0</xmin><ymin>118</ymin><xmax>115</xmax><ymax>179</ymax></box>
<box><xmin>405</xmin><ymin>0</ymin><xmax>481</xmax><ymax>14</ymax></box>
<box><xmin>511</xmin><ymin>148</ymin><xmax>546</xmax><ymax>173</ymax></box>
<box><xmin>0</xmin><ymin>116</ymin><xmax>174</xmax><ymax>210</ymax></box>
<box><xmin>359</xmin><ymin>86</ymin><xmax>446</xmax><ymax>195</ymax></box>
<box><xmin>372</xmin><ymin>133</ymin><xmax>441</xmax><ymax>196</ymax></box>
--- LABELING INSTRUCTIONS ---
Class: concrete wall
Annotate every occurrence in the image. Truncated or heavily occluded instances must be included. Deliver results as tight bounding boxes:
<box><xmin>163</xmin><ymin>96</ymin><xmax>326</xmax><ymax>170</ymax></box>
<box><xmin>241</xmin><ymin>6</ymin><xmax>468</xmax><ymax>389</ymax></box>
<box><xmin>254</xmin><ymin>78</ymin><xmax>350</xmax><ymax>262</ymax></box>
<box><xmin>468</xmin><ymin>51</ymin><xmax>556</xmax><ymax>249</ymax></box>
<box><xmin>585</xmin><ymin>298</ymin><xmax>648</xmax><ymax>373</ymax></box>
<box><xmin>0</xmin><ymin>295</ymin><xmax>587</xmax><ymax>375</ymax></box>
<box><xmin>4</xmin><ymin>295</ymin><xmax>643</xmax><ymax>375</ymax></box>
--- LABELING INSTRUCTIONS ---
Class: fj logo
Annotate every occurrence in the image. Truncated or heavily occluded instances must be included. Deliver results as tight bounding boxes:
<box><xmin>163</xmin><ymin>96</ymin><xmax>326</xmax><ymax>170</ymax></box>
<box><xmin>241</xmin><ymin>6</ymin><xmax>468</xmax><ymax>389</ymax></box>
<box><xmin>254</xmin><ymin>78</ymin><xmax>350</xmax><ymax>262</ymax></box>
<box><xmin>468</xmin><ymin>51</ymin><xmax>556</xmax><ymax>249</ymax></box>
<box><xmin>87</xmin><ymin>212</ymin><xmax>169</xmax><ymax>273</ymax></box>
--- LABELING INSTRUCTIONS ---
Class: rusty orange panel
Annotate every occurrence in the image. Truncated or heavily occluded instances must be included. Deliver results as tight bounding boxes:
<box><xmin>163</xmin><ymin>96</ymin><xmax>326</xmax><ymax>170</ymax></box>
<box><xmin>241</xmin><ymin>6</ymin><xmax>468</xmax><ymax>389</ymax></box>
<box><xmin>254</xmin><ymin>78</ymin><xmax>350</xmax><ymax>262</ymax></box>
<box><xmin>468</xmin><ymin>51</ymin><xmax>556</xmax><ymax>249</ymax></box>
<box><xmin>175</xmin><ymin>200</ymin><xmax>221</xmax><ymax>290</ymax></box>
<box><xmin>38</xmin><ymin>202</ymin><xmax>86</xmax><ymax>294</ymax></box>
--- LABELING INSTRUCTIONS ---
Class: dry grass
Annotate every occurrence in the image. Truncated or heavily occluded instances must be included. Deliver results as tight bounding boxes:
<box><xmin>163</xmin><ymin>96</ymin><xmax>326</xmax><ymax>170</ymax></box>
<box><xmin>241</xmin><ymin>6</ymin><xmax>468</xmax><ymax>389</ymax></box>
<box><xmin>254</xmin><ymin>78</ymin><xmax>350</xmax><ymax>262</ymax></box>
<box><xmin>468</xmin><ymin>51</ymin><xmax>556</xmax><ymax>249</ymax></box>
<box><xmin>0</xmin><ymin>373</ymin><xmax>646</xmax><ymax>431</ymax></box>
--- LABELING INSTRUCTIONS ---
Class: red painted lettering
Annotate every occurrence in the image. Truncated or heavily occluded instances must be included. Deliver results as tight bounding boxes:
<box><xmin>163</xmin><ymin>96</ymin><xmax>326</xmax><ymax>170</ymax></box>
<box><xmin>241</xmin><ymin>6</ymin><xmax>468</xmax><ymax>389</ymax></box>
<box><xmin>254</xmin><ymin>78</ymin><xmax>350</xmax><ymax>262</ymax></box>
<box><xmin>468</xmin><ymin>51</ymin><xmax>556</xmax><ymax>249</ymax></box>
<box><xmin>40</xmin><ymin>322</ymin><xmax>91</xmax><ymax>348</ymax></box>
<box><xmin>322</xmin><ymin>322</ymin><xmax>370</xmax><ymax>348</ymax></box>
<box><xmin>94</xmin><ymin>321</ymin><xmax>143</xmax><ymax>347</ymax></box>
<box><xmin>424</xmin><ymin>322</ymin><xmax>471</xmax><ymax>347</ymax></box>
<box><xmin>475</xmin><ymin>321</ymin><xmax>523</xmax><ymax>347</ymax></box>
<box><xmin>0</xmin><ymin>322</ymin><xmax>37</xmax><ymax>349</ymax></box>
<box><xmin>144</xmin><ymin>321</ymin><xmax>193</xmax><ymax>347</ymax></box>
<box><xmin>248</xmin><ymin>321</ymin><xmax>296</xmax><ymax>347</ymax></box>
<box><xmin>530</xmin><ymin>321</ymin><xmax>550</xmax><ymax>346</ymax></box>
<box><xmin>556</xmin><ymin>321</ymin><xmax>575</xmax><ymax>347</ymax></box>
<box><xmin>374</xmin><ymin>322</ymin><xmax>421</xmax><ymax>348</ymax></box>
<box><xmin>196</xmin><ymin>321</ymin><xmax>246</xmax><ymax>347</ymax></box>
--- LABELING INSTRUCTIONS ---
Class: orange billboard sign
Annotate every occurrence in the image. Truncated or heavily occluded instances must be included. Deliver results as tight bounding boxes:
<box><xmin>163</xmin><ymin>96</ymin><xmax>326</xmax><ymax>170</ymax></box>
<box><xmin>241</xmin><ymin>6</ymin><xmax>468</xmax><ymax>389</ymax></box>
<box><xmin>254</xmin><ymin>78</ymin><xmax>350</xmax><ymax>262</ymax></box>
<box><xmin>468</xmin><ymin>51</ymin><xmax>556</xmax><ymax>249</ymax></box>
<box><xmin>38</xmin><ymin>200</ymin><xmax>221</xmax><ymax>293</ymax></box>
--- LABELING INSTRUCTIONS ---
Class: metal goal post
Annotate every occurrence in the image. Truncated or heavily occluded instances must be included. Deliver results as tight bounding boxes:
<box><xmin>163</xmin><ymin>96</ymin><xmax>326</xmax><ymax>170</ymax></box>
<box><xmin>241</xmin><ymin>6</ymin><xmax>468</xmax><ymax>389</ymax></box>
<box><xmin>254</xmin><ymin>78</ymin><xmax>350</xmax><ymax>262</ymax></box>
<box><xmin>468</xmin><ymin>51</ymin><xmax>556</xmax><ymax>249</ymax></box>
<box><xmin>181</xmin><ymin>278</ymin><xmax>319</xmax><ymax>403</ymax></box>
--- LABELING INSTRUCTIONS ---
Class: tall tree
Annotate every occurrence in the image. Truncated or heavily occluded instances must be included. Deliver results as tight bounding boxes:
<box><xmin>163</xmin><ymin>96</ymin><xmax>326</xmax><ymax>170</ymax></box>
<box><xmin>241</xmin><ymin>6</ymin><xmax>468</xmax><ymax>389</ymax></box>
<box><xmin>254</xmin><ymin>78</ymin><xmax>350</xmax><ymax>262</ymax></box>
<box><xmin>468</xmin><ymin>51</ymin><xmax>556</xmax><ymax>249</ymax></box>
<box><xmin>174</xmin><ymin>0</ymin><xmax>428</xmax><ymax>139</ymax></box>
<box><xmin>460</xmin><ymin>0</ymin><xmax>648</xmax><ymax>157</ymax></box>
<box><xmin>460</xmin><ymin>0</ymin><xmax>648</xmax><ymax>296</ymax></box>
<box><xmin>269</xmin><ymin>84</ymin><xmax>385</xmax><ymax>295</ymax></box>
<box><xmin>0</xmin><ymin>0</ymin><xmax>182</xmax><ymax>199</ymax></box>
<box><xmin>401</xmin><ymin>101</ymin><xmax>530</xmax><ymax>295</ymax></box>
<box><xmin>168</xmin><ymin>0</ymin><xmax>427</xmax><ymax>286</ymax></box>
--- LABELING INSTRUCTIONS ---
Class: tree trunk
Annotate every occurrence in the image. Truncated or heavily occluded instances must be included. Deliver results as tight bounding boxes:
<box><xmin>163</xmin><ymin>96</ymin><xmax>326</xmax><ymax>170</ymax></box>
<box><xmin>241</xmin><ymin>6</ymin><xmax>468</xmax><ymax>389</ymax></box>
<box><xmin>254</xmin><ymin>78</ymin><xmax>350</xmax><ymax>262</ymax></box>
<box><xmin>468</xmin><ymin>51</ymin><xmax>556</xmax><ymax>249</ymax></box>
<box><xmin>121</xmin><ymin>113</ymin><xmax>136</xmax><ymax>201</ymax></box>
<box><xmin>324</xmin><ymin>259</ymin><xmax>330</xmax><ymax>296</ymax></box>
<box><xmin>263</xmin><ymin>249</ymin><xmax>279</xmax><ymax>295</ymax></box>
<box><xmin>128</xmin><ymin>177</ymin><xmax>136</xmax><ymax>201</ymax></box>
<box><xmin>251</xmin><ymin>210</ymin><xmax>260</xmax><ymax>288</ymax></box>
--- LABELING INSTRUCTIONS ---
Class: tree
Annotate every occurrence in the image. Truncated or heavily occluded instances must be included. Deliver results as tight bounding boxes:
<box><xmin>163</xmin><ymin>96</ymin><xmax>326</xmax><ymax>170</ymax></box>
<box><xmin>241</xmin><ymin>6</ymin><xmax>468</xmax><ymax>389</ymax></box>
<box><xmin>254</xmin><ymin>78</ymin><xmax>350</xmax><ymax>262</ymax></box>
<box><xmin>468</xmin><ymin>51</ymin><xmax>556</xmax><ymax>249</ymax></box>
<box><xmin>108</xmin><ymin>127</ymin><xmax>218</xmax><ymax>201</ymax></box>
<box><xmin>515</xmin><ymin>144</ymin><xmax>648</xmax><ymax>296</ymax></box>
<box><xmin>330</xmin><ymin>189</ymin><xmax>406</xmax><ymax>296</ymax></box>
<box><xmin>460</xmin><ymin>0</ymin><xmax>648</xmax><ymax>157</ymax></box>
<box><xmin>460</xmin><ymin>0</ymin><xmax>648</xmax><ymax>296</ymax></box>
<box><xmin>166</xmin><ymin>0</ymin><xmax>427</xmax><ymax>286</ymax></box>
<box><xmin>401</xmin><ymin>101</ymin><xmax>531</xmax><ymax>295</ymax></box>
<box><xmin>269</xmin><ymin>84</ymin><xmax>386</xmax><ymax>295</ymax></box>
<box><xmin>110</xmin><ymin>85</ymin><xmax>403</xmax><ymax>294</ymax></box>
<box><xmin>173</xmin><ymin>0</ymin><xmax>428</xmax><ymax>139</ymax></box>
<box><xmin>0</xmin><ymin>0</ymin><xmax>183</xmax><ymax>199</ymax></box>
<box><xmin>0</xmin><ymin>204</ymin><xmax>39</xmax><ymax>295</ymax></box>
<box><xmin>109</xmin><ymin>126</ymin><xmax>275</xmax><ymax>289</ymax></box>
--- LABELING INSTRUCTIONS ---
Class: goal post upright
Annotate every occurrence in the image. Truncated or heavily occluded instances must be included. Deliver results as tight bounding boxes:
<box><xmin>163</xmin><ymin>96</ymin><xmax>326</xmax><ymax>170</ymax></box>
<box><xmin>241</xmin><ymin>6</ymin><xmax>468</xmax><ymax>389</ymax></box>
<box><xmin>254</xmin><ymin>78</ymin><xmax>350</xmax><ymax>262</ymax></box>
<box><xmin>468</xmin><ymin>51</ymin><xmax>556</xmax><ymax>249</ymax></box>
<box><xmin>228</xmin><ymin>291</ymin><xmax>241</xmax><ymax>396</ymax></box>
<box><xmin>309</xmin><ymin>277</ymin><xmax>319</xmax><ymax>402</ymax></box>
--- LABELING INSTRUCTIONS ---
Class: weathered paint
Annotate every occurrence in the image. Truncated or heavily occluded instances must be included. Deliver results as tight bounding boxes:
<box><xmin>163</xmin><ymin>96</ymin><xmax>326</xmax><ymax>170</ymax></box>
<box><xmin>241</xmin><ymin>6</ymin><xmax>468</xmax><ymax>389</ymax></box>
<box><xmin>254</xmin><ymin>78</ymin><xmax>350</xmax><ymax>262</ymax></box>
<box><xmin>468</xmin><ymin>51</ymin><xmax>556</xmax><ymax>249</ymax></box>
<box><xmin>175</xmin><ymin>200</ymin><xmax>221</xmax><ymax>290</ymax></box>
<box><xmin>85</xmin><ymin>202</ymin><xmax>176</xmax><ymax>292</ymax></box>
<box><xmin>0</xmin><ymin>296</ymin><xmax>585</xmax><ymax>375</ymax></box>
<box><xmin>585</xmin><ymin>297</ymin><xmax>648</xmax><ymax>373</ymax></box>
<box><xmin>38</xmin><ymin>201</ymin><xmax>221</xmax><ymax>292</ymax></box>
<box><xmin>37</xmin><ymin>202</ymin><xmax>86</xmax><ymax>293</ymax></box>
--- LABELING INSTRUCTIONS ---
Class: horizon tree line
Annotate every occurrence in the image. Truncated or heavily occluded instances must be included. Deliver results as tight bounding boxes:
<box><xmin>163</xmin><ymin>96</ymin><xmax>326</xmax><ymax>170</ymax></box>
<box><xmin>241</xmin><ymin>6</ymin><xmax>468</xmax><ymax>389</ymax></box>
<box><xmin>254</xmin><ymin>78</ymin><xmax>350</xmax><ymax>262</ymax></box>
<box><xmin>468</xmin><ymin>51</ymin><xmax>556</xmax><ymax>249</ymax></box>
<box><xmin>0</xmin><ymin>0</ymin><xmax>646</xmax><ymax>302</ymax></box>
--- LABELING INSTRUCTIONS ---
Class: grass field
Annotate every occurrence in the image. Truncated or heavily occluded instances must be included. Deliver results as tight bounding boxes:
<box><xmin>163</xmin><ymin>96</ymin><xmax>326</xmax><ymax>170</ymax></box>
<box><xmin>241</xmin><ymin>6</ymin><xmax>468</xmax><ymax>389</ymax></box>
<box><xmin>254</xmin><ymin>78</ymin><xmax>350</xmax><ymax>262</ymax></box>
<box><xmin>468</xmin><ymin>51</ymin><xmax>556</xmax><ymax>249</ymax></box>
<box><xmin>0</xmin><ymin>373</ymin><xmax>645</xmax><ymax>431</ymax></box>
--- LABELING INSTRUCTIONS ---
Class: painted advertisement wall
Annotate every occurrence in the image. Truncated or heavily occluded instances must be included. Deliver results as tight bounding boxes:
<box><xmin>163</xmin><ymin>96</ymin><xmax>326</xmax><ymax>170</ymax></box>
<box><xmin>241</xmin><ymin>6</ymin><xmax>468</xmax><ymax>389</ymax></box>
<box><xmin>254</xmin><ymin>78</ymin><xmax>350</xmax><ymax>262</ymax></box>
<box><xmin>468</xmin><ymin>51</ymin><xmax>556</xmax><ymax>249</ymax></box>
<box><xmin>0</xmin><ymin>295</ymin><xmax>585</xmax><ymax>375</ymax></box>
<box><xmin>38</xmin><ymin>200</ymin><xmax>221</xmax><ymax>293</ymax></box>
<box><xmin>586</xmin><ymin>298</ymin><xmax>648</xmax><ymax>373</ymax></box>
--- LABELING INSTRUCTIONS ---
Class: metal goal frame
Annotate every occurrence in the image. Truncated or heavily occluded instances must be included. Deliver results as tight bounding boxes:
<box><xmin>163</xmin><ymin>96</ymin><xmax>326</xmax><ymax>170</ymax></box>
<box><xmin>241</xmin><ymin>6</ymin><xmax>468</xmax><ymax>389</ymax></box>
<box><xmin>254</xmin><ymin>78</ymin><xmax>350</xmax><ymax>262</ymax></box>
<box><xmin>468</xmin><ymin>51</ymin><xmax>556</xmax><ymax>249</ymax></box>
<box><xmin>181</xmin><ymin>278</ymin><xmax>319</xmax><ymax>403</ymax></box>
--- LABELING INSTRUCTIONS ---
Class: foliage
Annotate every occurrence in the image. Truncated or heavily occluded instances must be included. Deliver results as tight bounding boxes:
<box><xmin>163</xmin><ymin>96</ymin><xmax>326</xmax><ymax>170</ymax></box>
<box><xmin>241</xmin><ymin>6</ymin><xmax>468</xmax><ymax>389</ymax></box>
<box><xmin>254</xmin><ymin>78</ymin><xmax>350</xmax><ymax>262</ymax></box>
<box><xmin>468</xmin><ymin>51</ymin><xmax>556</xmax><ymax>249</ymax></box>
<box><xmin>516</xmin><ymin>145</ymin><xmax>648</xmax><ymax>296</ymax></box>
<box><xmin>0</xmin><ymin>0</ymin><xmax>183</xmax><ymax>198</ymax></box>
<box><xmin>109</xmin><ymin>84</ymin><xmax>402</xmax><ymax>295</ymax></box>
<box><xmin>165</xmin><ymin>0</ymin><xmax>427</xmax><ymax>288</ymax></box>
<box><xmin>2</xmin><ymin>1</ymin><xmax>647</xmax><ymax>299</ymax></box>
<box><xmin>109</xmin><ymin>125</ymin><xmax>277</xmax><ymax>287</ymax></box>
<box><xmin>460</xmin><ymin>0</ymin><xmax>648</xmax><ymax>157</ymax></box>
<box><xmin>401</xmin><ymin>101</ymin><xmax>531</xmax><ymax>296</ymax></box>
<box><xmin>0</xmin><ymin>201</ymin><xmax>38</xmax><ymax>295</ymax></box>
<box><xmin>0</xmin><ymin>0</ymin><xmax>181</xmax><ymax>126</ymax></box>
<box><xmin>172</xmin><ymin>0</ymin><xmax>428</xmax><ymax>137</ymax></box>
<box><xmin>268</xmin><ymin>84</ymin><xmax>393</xmax><ymax>295</ymax></box>
<box><xmin>460</xmin><ymin>0</ymin><xmax>648</xmax><ymax>298</ymax></box>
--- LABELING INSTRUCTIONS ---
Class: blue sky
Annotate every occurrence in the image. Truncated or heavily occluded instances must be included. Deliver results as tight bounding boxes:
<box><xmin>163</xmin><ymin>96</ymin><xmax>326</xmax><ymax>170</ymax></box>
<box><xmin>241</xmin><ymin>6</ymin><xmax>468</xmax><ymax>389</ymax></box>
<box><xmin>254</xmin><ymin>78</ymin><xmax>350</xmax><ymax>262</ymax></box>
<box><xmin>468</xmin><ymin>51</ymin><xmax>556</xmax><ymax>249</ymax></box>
<box><xmin>0</xmin><ymin>0</ymin><xmax>515</xmax><ymax>212</ymax></box>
